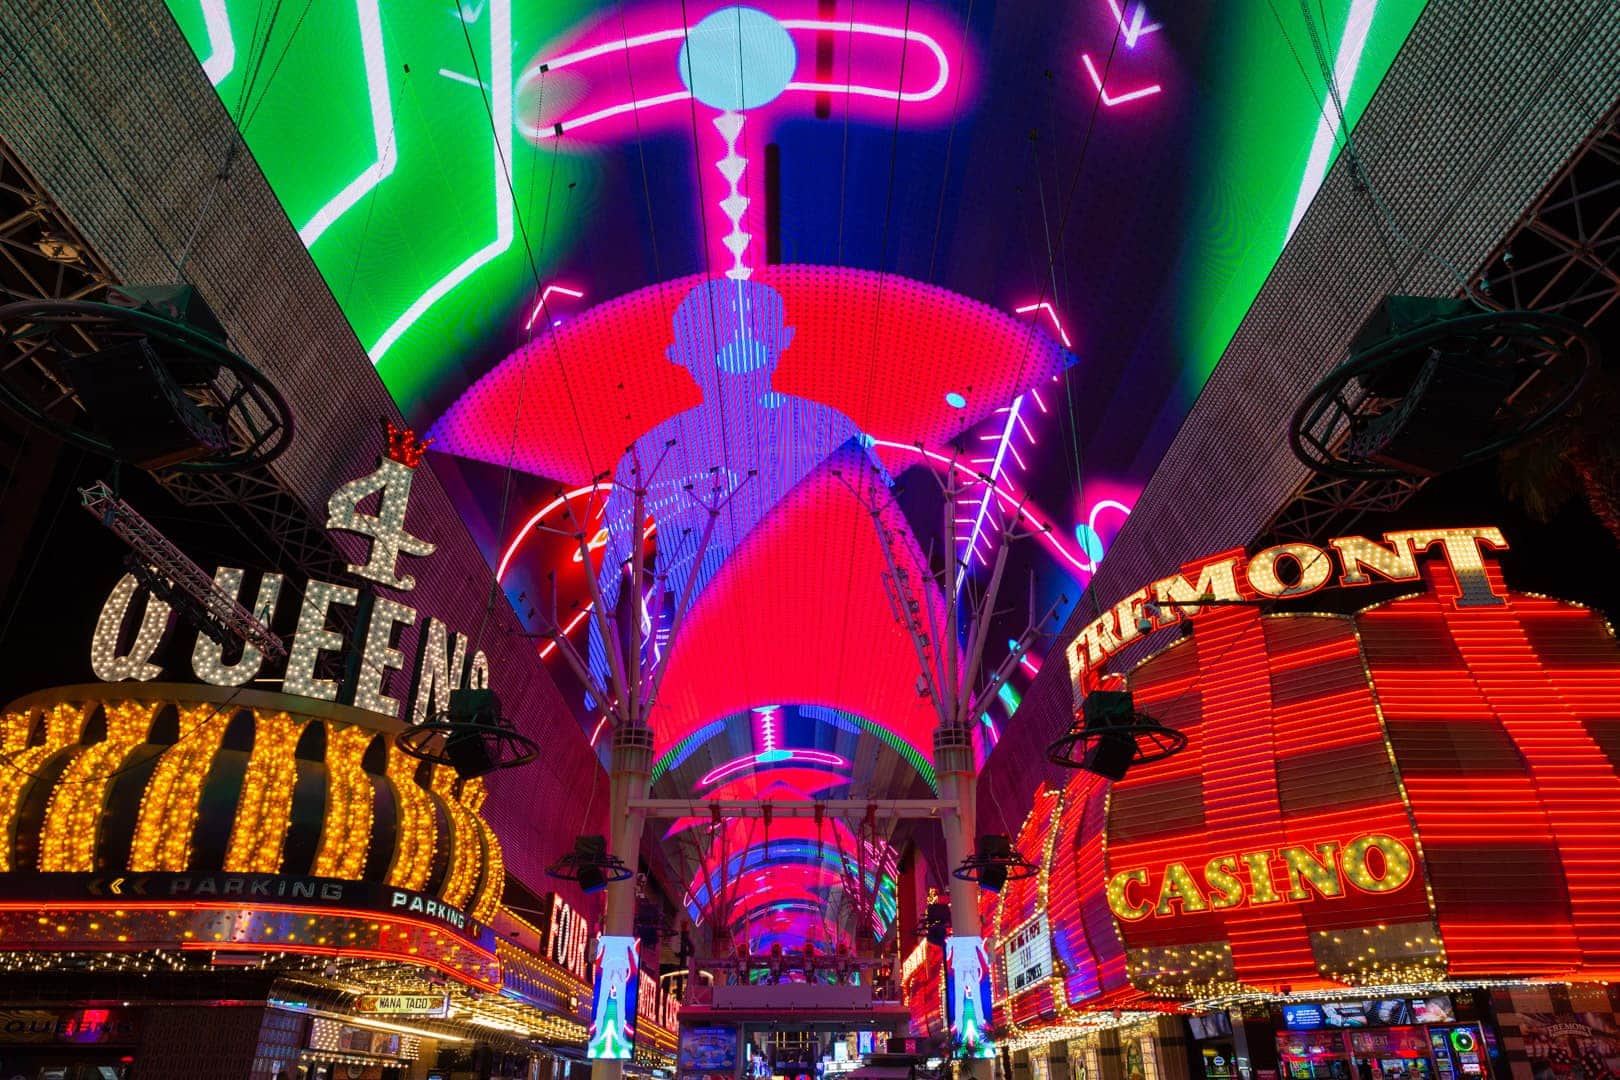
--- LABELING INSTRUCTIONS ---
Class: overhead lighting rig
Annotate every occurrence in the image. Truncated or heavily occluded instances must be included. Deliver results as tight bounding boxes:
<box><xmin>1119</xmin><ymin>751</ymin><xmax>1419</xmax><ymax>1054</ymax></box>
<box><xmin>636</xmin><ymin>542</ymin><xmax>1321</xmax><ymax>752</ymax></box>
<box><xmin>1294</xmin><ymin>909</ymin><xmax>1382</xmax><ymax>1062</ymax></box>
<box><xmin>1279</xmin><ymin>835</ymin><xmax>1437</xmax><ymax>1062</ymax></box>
<box><xmin>395</xmin><ymin>687</ymin><xmax>539</xmax><ymax>778</ymax></box>
<box><xmin>1046</xmin><ymin>688</ymin><xmax>1185</xmax><ymax>781</ymax></box>
<box><xmin>1290</xmin><ymin>294</ymin><xmax>1598</xmax><ymax>479</ymax></box>
<box><xmin>0</xmin><ymin>284</ymin><xmax>294</xmax><ymax>473</ymax></box>
<box><xmin>546</xmin><ymin>834</ymin><xmax>634</xmax><ymax>894</ymax></box>
<box><xmin>951</xmin><ymin>834</ymin><xmax>1039</xmax><ymax>893</ymax></box>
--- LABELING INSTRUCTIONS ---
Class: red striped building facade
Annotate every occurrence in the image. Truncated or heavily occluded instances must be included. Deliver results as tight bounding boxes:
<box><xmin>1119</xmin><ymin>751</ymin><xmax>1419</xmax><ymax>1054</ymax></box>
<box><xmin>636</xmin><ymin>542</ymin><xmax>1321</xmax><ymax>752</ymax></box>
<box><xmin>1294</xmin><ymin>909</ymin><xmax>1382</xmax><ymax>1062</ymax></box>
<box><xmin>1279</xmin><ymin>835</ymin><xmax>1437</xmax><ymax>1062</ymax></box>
<box><xmin>985</xmin><ymin>537</ymin><xmax>1620</xmax><ymax>1040</ymax></box>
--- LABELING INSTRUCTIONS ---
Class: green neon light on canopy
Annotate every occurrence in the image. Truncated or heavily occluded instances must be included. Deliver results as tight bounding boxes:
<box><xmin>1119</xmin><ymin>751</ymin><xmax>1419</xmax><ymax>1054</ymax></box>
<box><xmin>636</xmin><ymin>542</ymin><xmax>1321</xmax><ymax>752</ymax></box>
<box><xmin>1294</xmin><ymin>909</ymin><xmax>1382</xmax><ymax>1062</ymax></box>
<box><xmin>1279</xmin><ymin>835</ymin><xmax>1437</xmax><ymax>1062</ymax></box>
<box><xmin>1179</xmin><ymin>0</ymin><xmax>1427</xmax><ymax>394</ymax></box>
<box><xmin>163</xmin><ymin>0</ymin><xmax>590</xmax><ymax>410</ymax></box>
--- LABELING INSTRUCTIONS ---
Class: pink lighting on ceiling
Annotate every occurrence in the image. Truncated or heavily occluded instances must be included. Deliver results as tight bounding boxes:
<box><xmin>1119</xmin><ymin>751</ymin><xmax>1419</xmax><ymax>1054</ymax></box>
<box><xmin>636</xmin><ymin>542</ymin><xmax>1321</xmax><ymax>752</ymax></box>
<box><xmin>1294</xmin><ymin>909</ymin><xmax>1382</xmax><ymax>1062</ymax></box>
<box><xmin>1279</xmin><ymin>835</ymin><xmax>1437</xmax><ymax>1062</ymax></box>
<box><xmin>431</xmin><ymin>267</ymin><xmax>1069</xmax><ymax>487</ymax></box>
<box><xmin>495</xmin><ymin>484</ymin><xmax>606</xmax><ymax>581</ymax></box>
<box><xmin>698</xmin><ymin>749</ymin><xmax>850</xmax><ymax>789</ymax></box>
<box><xmin>517</xmin><ymin>12</ymin><xmax>960</xmax><ymax>143</ymax></box>
<box><xmin>1080</xmin><ymin>53</ymin><xmax>1162</xmax><ymax>106</ymax></box>
<box><xmin>646</xmin><ymin>449</ymin><xmax>946</xmax><ymax>759</ymax></box>
<box><xmin>693</xmin><ymin>705</ymin><xmax>849</xmax><ymax>789</ymax></box>
<box><xmin>1014</xmin><ymin>301</ymin><xmax>1073</xmax><ymax>349</ymax></box>
<box><xmin>522</xmin><ymin>283</ymin><xmax>585</xmax><ymax>331</ymax></box>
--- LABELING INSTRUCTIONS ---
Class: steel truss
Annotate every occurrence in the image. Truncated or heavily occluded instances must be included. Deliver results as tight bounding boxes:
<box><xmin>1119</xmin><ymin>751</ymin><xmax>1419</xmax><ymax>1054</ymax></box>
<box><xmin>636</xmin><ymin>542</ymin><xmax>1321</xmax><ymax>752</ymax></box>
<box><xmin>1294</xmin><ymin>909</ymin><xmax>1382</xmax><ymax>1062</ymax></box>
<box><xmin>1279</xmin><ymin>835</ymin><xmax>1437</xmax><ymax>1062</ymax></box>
<box><xmin>1260</xmin><ymin>100</ymin><xmax>1620</xmax><ymax>547</ymax></box>
<box><xmin>0</xmin><ymin>136</ymin><xmax>353</xmax><ymax>585</ymax></box>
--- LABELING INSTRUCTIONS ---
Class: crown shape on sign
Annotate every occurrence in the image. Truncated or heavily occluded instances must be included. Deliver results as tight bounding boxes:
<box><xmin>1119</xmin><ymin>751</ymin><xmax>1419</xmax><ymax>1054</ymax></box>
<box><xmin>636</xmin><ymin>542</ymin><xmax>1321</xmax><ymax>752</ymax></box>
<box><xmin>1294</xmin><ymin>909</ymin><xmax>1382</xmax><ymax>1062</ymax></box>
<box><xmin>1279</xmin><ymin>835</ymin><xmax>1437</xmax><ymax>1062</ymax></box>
<box><xmin>384</xmin><ymin>419</ymin><xmax>432</xmax><ymax>469</ymax></box>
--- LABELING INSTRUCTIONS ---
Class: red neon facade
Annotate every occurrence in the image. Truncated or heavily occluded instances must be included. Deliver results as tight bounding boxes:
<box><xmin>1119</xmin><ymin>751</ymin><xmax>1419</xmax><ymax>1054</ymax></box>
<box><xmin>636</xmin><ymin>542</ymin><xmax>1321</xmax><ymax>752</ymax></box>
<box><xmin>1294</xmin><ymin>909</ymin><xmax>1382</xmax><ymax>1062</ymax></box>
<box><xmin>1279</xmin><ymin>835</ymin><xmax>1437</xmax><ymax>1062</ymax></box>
<box><xmin>1358</xmin><ymin>563</ymin><xmax>1620</xmax><ymax>977</ymax></box>
<box><xmin>1011</xmin><ymin>533</ymin><xmax>1620</xmax><ymax>1017</ymax></box>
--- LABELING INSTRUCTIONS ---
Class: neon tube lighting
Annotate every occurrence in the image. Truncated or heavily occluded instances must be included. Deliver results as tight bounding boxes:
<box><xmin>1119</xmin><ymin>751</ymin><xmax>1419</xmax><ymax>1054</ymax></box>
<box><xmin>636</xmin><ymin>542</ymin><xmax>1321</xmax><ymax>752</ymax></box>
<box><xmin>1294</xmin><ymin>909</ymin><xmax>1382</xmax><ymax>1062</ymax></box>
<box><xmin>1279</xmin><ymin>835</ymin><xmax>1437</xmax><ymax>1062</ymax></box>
<box><xmin>370</xmin><ymin>0</ymin><xmax>512</xmax><ymax>361</ymax></box>
<box><xmin>956</xmin><ymin>395</ymin><xmax>1024</xmax><ymax>594</ymax></box>
<box><xmin>779</xmin><ymin>19</ymin><xmax>951</xmax><ymax>102</ymax></box>
<box><xmin>522</xmin><ymin>283</ymin><xmax>585</xmax><ymax>331</ymax></box>
<box><xmin>697</xmin><ymin>749</ymin><xmax>849</xmax><ymax>788</ymax></box>
<box><xmin>524</xmin><ymin>20</ymin><xmax>950</xmax><ymax>139</ymax></box>
<box><xmin>539</xmin><ymin>605</ymin><xmax>593</xmax><ymax>660</ymax></box>
<box><xmin>300</xmin><ymin>0</ymin><xmax>396</xmax><ymax>247</ymax></box>
<box><xmin>1014</xmin><ymin>301</ymin><xmax>1072</xmax><ymax>348</ymax></box>
<box><xmin>1080</xmin><ymin>52</ymin><xmax>1161</xmax><ymax>106</ymax></box>
<box><xmin>496</xmin><ymin>484</ymin><xmax>606</xmax><ymax>581</ymax></box>
<box><xmin>866</xmin><ymin>439</ymin><xmax>1095</xmax><ymax>574</ymax></box>
<box><xmin>1287</xmin><ymin>0</ymin><xmax>1378</xmax><ymax>239</ymax></box>
<box><xmin>1104</xmin><ymin>0</ymin><xmax>1163</xmax><ymax>48</ymax></box>
<box><xmin>437</xmin><ymin>67</ymin><xmax>488</xmax><ymax>90</ymax></box>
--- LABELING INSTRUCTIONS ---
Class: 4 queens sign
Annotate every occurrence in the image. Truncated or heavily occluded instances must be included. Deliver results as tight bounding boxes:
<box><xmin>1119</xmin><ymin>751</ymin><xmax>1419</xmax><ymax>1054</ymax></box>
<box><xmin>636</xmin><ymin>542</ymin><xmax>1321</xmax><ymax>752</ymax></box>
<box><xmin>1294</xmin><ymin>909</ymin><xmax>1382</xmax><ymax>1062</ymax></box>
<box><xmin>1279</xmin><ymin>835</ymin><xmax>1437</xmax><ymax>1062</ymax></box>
<box><xmin>87</xmin><ymin>428</ymin><xmax>493</xmax><ymax>723</ymax></box>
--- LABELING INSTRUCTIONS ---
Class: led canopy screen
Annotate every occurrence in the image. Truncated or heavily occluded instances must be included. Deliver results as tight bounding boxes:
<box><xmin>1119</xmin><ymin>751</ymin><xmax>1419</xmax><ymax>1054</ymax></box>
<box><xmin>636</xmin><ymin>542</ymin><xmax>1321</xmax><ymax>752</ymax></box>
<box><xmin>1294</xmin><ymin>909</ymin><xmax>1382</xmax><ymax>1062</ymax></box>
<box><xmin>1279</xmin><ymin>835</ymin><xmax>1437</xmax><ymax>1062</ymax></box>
<box><xmin>164</xmin><ymin>0</ymin><xmax>1430</xmax><ymax>948</ymax></box>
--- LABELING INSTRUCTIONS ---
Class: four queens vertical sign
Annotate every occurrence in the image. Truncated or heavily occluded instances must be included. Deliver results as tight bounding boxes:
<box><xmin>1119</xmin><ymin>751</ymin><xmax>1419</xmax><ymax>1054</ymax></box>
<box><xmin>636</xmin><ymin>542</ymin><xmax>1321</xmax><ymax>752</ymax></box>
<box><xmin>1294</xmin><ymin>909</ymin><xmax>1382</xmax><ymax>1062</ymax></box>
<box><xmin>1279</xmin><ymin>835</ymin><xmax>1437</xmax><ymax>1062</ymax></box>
<box><xmin>87</xmin><ymin>422</ymin><xmax>493</xmax><ymax>717</ymax></box>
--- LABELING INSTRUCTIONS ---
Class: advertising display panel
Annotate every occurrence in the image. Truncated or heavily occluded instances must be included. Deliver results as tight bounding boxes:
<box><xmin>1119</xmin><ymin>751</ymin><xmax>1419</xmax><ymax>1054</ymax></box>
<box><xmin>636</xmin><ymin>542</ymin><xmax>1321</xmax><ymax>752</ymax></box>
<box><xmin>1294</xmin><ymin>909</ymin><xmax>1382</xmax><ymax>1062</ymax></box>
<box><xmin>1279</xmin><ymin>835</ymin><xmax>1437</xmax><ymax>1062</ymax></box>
<box><xmin>588</xmin><ymin>935</ymin><xmax>641</xmax><ymax>1059</ymax></box>
<box><xmin>944</xmin><ymin>935</ymin><xmax>995</xmax><ymax>1059</ymax></box>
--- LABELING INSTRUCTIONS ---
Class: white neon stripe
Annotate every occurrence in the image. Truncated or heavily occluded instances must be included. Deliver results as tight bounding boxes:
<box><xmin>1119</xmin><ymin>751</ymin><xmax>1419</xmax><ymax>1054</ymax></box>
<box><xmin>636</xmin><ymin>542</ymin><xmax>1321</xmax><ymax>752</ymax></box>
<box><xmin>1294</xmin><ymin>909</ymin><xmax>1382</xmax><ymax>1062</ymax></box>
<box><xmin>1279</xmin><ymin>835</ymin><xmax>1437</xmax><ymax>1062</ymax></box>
<box><xmin>540</xmin><ymin>605</ymin><xmax>593</xmax><ymax>660</ymax></box>
<box><xmin>867</xmin><ymin>439</ymin><xmax>1093</xmax><ymax>575</ymax></box>
<box><xmin>1286</xmin><ymin>0</ymin><xmax>1378</xmax><ymax>240</ymax></box>
<box><xmin>527</xmin><ymin>90</ymin><xmax>694</xmax><ymax>139</ymax></box>
<box><xmin>1015</xmin><ymin>301</ymin><xmax>1073</xmax><ymax>348</ymax></box>
<box><xmin>1080</xmin><ymin>52</ymin><xmax>1161</xmax><ymax>106</ymax></box>
<box><xmin>520</xmin><ymin>27</ymin><xmax>689</xmax><ymax>77</ymax></box>
<box><xmin>779</xmin><ymin>20</ymin><xmax>950</xmax><ymax>103</ymax></box>
<box><xmin>199</xmin><ymin>0</ymin><xmax>235</xmax><ymax>85</ymax></box>
<box><xmin>299</xmin><ymin>0</ymin><xmax>395</xmax><ymax>247</ymax></box>
<box><xmin>956</xmin><ymin>396</ymin><xmax>1023</xmax><ymax>595</ymax></box>
<box><xmin>1104</xmin><ymin>0</ymin><xmax>1163</xmax><ymax>48</ymax></box>
<box><xmin>370</xmin><ymin>0</ymin><xmax>512</xmax><ymax>361</ymax></box>
<box><xmin>522</xmin><ymin>284</ymin><xmax>585</xmax><ymax>331</ymax></box>
<box><xmin>438</xmin><ymin>67</ymin><xmax>487</xmax><ymax>89</ymax></box>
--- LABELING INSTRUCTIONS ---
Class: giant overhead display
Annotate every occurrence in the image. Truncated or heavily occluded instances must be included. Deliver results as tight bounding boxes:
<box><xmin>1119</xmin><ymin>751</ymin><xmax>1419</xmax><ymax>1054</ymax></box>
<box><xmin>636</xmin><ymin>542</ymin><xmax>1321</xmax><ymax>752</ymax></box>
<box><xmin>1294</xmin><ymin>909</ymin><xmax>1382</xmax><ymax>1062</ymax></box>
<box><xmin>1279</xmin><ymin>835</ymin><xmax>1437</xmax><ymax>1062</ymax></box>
<box><xmin>163</xmin><ymin>0</ymin><xmax>1431</xmax><ymax>949</ymax></box>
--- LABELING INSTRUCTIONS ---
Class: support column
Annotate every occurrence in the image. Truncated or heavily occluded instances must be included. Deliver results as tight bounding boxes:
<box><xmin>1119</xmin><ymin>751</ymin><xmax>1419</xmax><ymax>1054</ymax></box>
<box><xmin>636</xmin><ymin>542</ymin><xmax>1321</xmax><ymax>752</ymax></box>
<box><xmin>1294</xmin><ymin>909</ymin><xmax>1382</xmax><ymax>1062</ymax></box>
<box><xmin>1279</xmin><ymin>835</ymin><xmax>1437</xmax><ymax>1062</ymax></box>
<box><xmin>593</xmin><ymin>724</ymin><xmax>653</xmax><ymax>1080</ymax></box>
<box><xmin>936</xmin><ymin>725</ymin><xmax>991</xmax><ymax>1080</ymax></box>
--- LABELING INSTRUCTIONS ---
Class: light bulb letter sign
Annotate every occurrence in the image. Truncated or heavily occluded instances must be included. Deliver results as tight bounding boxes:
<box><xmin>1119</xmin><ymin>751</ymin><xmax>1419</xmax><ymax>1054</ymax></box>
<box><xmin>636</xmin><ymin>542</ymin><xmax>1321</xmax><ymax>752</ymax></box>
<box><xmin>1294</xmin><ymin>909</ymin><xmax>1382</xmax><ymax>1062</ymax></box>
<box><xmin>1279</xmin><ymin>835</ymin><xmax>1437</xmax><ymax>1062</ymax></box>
<box><xmin>193</xmin><ymin>567</ymin><xmax>284</xmax><ymax>687</ymax></box>
<box><xmin>325</xmin><ymin>454</ymin><xmax>436</xmax><ymax>591</ymax></box>
<box><xmin>588</xmin><ymin>934</ymin><xmax>640</xmax><ymax>1060</ymax></box>
<box><xmin>90</xmin><ymin>572</ymin><xmax>172</xmax><ymax>682</ymax></box>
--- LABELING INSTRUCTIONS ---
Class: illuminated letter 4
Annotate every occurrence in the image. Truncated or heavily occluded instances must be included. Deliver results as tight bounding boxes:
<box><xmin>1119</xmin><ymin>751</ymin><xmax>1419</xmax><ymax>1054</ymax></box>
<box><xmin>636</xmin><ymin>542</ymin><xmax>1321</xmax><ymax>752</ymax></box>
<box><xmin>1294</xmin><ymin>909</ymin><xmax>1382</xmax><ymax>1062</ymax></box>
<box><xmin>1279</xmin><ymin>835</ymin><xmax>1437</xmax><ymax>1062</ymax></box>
<box><xmin>326</xmin><ymin>457</ymin><xmax>436</xmax><ymax>591</ymax></box>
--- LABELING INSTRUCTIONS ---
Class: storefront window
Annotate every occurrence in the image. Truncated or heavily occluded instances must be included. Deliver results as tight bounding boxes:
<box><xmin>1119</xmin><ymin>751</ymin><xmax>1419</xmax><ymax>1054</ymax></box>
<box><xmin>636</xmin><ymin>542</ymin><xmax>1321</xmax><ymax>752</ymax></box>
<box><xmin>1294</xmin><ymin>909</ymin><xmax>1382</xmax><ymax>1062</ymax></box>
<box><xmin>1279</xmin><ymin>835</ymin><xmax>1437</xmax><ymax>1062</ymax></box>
<box><xmin>1204</xmin><ymin>1044</ymin><xmax>1238</xmax><ymax>1080</ymax></box>
<box><xmin>1126</xmin><ymin>1038</ymin><xmax>1145</xmax><ymax>1080</ymax></box>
